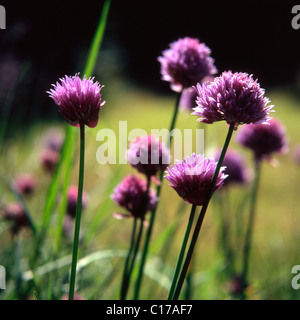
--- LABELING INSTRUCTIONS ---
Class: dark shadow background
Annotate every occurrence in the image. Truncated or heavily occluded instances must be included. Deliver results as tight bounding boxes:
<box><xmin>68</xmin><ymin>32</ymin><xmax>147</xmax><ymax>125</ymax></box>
<box><xmin>0</xmin><ymin>0</ymin><xmax>299</xmax><ymax>131</ymax></box>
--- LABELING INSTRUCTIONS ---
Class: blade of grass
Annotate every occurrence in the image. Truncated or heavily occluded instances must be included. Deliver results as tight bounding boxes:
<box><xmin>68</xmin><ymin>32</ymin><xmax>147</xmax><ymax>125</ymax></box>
<box><xmin>84</xmin><ymin>165</ymin><xmax>122</xmax><ymax>244</ymax></box>
<box><xmin>83</xmin><ymin>0</ymin><xmax>111</xmax><ymax>78</ymax></box>
<box><xmin>54</xmin><ymin>126</ymin><xmax>75</xmax><ymax>253</ymax></box>
<box><xmin>32</xmin><ymin>125</ymin><xmax>74</xmax><ymax>268</ymax></box>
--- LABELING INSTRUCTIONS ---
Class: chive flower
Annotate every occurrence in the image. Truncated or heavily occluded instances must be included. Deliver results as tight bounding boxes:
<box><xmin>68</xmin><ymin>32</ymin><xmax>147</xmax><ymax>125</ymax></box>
<box><xmin>48</xmin><ymin>73</ymin><xmax>105</xmax><ymax>128</ymax></box>
<box><xmin>193</xmin><ymin>71</ymin><xmax>274</xmax><ymax>130</ymax></box>
<box><xmin>1</xmin><ymin>202</ymin><xmax>29</xmax><ymax>235</ymax></box>
<box><xmin>179</xmin><ymin>87</ymin><xmax>198</xmax><ymax>111</ymax></box>
<box><xmin>42</xmin><ymin>128</ymin><xmax>64</xmax><ymax>152</ymax></box>
<box><xmin>158</xmin><ymin>37</ymin><xmax>217</xmax><ymax>92</ymax></box>
<box><xmin>127</xmin><ymin>135</ymin><xmax>170</xmax><ymax>178</ymax></box>
<box><xmin>165</xmin><ymin>153</ymin><xmax>227</xmax><ymax>206</ymax></box>
<box><xmin>213</xmin><ymin>149</ymin><xmax>250</xmax><ymax>187</ymax></box>
<box><xmin>67</xmin><ymin>185</ymin><xmax>88</xmax><ymax>218</ymax></box>
<box><xmin>13</xmin><ymin>173</ymin><xmax>37</xmax><ymax>196</ymax></box>
<box><xmin>236</xmin><ymin>117</ymin><xmax>288</xmax><ymax>162</ymax></box>
<box><xmin>111</xmin><ymin>175</ymin><xmax>158</xmax><ymax>219</ymax></box>
<box><xmin>40</xmin><ymin>149</ymin><xmax>60</xmax><ymax>173</ymax></box>
<box><xmin>179</xmin><ymin>76</ymin><xmax>214</xmax><ymax>111</ymax></box>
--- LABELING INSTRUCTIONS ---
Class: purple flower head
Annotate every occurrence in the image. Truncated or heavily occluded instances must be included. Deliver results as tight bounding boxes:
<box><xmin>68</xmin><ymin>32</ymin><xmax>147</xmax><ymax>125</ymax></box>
<box><xmin>42</xmin><ymin>128</ymin><xmax>64</xmax><ymax>152</ymax></box>
<box><xmin>40</xmin><ymin>149</ymin><xmax>60</xmax><ymax>173</ymax></box>
<box><xmin>1</xmin><ymin>202</ymin><xmax>30</xmax><ymax>235</ymax></box>
<box><xmin>67</xmin><ymin>185</ymin><xmax>88</xmax><ymax>218</ymax></box>
<box><xmin>179</xmin><ymin>77</ymin><xmax>215</xmax><ymax>111</ymax></box>
<box><xmin>236</xmin><ymin>117</ymin><xmax>288</xmax><ymax>162</ymax></box>
<box><xmin>111</xmin><ymin>175</ymin><xmax>158</xmax><ymax>219</ymax></box>
<box><xmin>158</xmin><ymin>37</ymin><xmax>217</xmax><ymax>92</ymax></box>
<box><xmin>127</xmin><ymin>135</ymin><xmax>171</xmax><ymax>177</ymax></box>
<box><xmin>13</xmin><ymin>173</ymin><xmax>37</xmax><ymax>196</ymax></box>
<box><xmin>192</xmin><ymin>71</ymin><xmax>274</xmax><ymax>130</ymax></box>
<box><xmin>48</xmin><ymin>73</ymin><xmax>105</xmax><ymax>128</ymax></box>
<box><xmin>213</xmin><ymin>149</ymin><xmax>250</xmax><ymax>187</ymax></box>
<box><xmin>165</xmin><ymin>153</ymin><xmax>227</xmax><ymax>206</ymax></box>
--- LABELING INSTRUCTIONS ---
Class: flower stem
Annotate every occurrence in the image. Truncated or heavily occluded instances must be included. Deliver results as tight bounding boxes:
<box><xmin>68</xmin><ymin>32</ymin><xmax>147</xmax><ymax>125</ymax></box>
<box><xmin>69</xmin><ymin>123</ymin><xmax>85</xmax><ymax>300</ymax></box>
<box><xmin>239</xmin><ymin>158</ymin><xmax>261</xmax><ymax>299</ymax></box>
<box><xmin>167</xmin><ymin>91</ymin><xmax>182</xmax><ymax>149</ymax></box>
<box><xmin>121</xmin><ymin>218</ymin><xmax>145</xmax><ymax>300</ymax></box>
<box><xmin>172</xmin><ymin>122</ymin><xmax>235</xmax><ymax>300</ymax></box>
<box><xmin>121</xmin><ymin>177</ymin><xmax>150</xmax><ymax>300</ymax></box>
<box><xmin>120</xmin><ymin>217</ymin><xmax>137</xmax><ymax>300</ymax></box>
<box><xmin>133</xmin><ymin>90</ymin><xmax>182</xmax><ymax>300</ymax></box>
<box><xmin>168</xmin><ymin>204</ymin><xmax>197</xmax><ymax>300</ymax></box>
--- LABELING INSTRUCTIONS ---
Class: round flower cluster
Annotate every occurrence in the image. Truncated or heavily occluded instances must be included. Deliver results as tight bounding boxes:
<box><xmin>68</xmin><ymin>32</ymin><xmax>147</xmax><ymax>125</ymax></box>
<box><xmin>165</xmin><ymin>153</ymin><xmax>227</xmax><ymax>206</ymax></box>
<box><xmin>213</xmin><ymin>149</ymin><xmax>250</xmax><ymax>187</ymax></box>
<box><xmin>236</xmin><ymin>118</ymin><xmax>288</xmax><ymax>162</ymax></box>
<box><xmin>158</xmin><ymin>37</ymin><xmax>217</xmax><ymax>92</ymax></box>
<box><xmin>127</xmin><ymin>135</ymin><xmax>170</xmax><ymax>178</ymax></box>
<box><xmin>111</xmin><ymin>175</ymin><xmax>158</xmax><ymax>219</ymax></box>
<box><xmin>193</xmin><ymin>71</ymin><xmax>274</xmax><ymax>130</ymax></box>
<box><xmin>48</xmin><ymin>73</ymin><xmax>105</xmax><ymax>128</ymax></box>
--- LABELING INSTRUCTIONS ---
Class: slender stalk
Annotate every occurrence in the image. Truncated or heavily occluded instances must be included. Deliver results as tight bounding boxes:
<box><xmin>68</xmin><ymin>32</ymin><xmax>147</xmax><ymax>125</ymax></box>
<box><xmin>69</xmin><ymin>123</ymin><xmax>85</xmax><ymax>300</ymax></box>
<box><xmin>120</xmin><ymin>218</ymin><xmax>137</xmax><ymax>300</ymax></box>
<box><xmin>121</xmin><ymin>218</ymin><xmax>145</xmax><ymax>300</ymax></box>
<box><xmin>167</xmin><ymin>91</ymin><xmax>182</xmax><ymax>149</ymax></box>
<box><xmin>121</xmin><ymin>176</ymin><xmax>150</xmax><ymax>300</ymax></box>
<box><xmin>168</xmin><ymin>204</ymin><xmax>197</xmax><ymax>300</ymax></box>
<box><xmin>216</xmin><ymin>190</ymin><xmax>235</xmax><ymax>278</ymax></box>
<box><xmin>239</xmin><ymin>158</ymin><xmax>261</xmax><ymax>299</ymax></box>
<box><xmin>133</xmin><ymin>90</ymin><xmax>182</xmax><ymax>299</ymax></box>
<box><xmin>172</xmin><ymin>122</ymin><xmax>235</xmax><ymax>300</ymax></box>
<box><xmin>127</xmin><ymin>218</ymin><xmax>145</xmax><ymax>292</ymax></box>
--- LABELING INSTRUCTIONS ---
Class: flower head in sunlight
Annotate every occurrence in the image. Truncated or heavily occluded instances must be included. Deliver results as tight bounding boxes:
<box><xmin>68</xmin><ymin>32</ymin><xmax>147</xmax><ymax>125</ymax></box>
<box><xmin>165</xmin><ymin>153</ymin><xmax>227</xmax><ymax>206</ymax></box>
<box><xmin>48</xmin><ymin>73</ymin><xmax>105</xmax><ymax>128</ymax></box>
<box><xmin>158</xmin><ymin>37</ymin><xmax>217</xmax><ymax>92</ymax></box>
<box><xmin>236</xmin><ymin>117</ymin><xmax>288</xmax><ymax>162</ymax></box>
<box><xmin>193</xmin><ymin>71</ymin><xmax>274</xmax><ymax>130</ymax></box>
<box><xmin>127</xmin><ymin>135</ymin><xmax>170</xmax><ymax>178</ymax></box>
<box><xmin>111</xmin><ymin>175</ymin><xmax>158</xmax><ymax>219</ymax></box>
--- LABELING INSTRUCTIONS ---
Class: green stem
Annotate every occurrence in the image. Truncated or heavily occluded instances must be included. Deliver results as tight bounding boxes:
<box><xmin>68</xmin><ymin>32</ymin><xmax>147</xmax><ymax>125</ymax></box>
<box><xmin>168</xmin><ymin>204</ymin><xmax>197</xmax><ymax>300</ymax></box>
<box><xmin>172</xmin><ymin>122</ymin><xmax>235</xmax><ymax>300</ymax></box>
<box><xmin>216</xmin><ymin>190</ymin><xmax>235</xmax><ymax>277</ymax></box>
<box><xmin>120</xmin><ymin>218</ymin><xmax>138</xmax><ymax>300</ymax></box>
<box><xmin>121</xmin><ymin>177</ymin><xmax>150</xmax><ymax>300</ymax></box>
<box><xmin>133</xmin><ymin>90</ymin><xmax>182</xmax><ymax>300</ymax></box>
<box><xmin>121</xmin><ymin>218</ymin><xmax>145</xmax><ymax>300</ymax></box>
<box><xmin>239</xmin><ymin>159</ymin><xmax>261</xmax><ymax>299</ymax></box>
<box><xmin>167</xmin><ymin>91</ymin><xmax>182</xmax><ymax>149</ymax></box>
<box><xmin>69</xmin><ymin>123</ymin><xmax>85</xmax><ymax>300</ymax></box>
